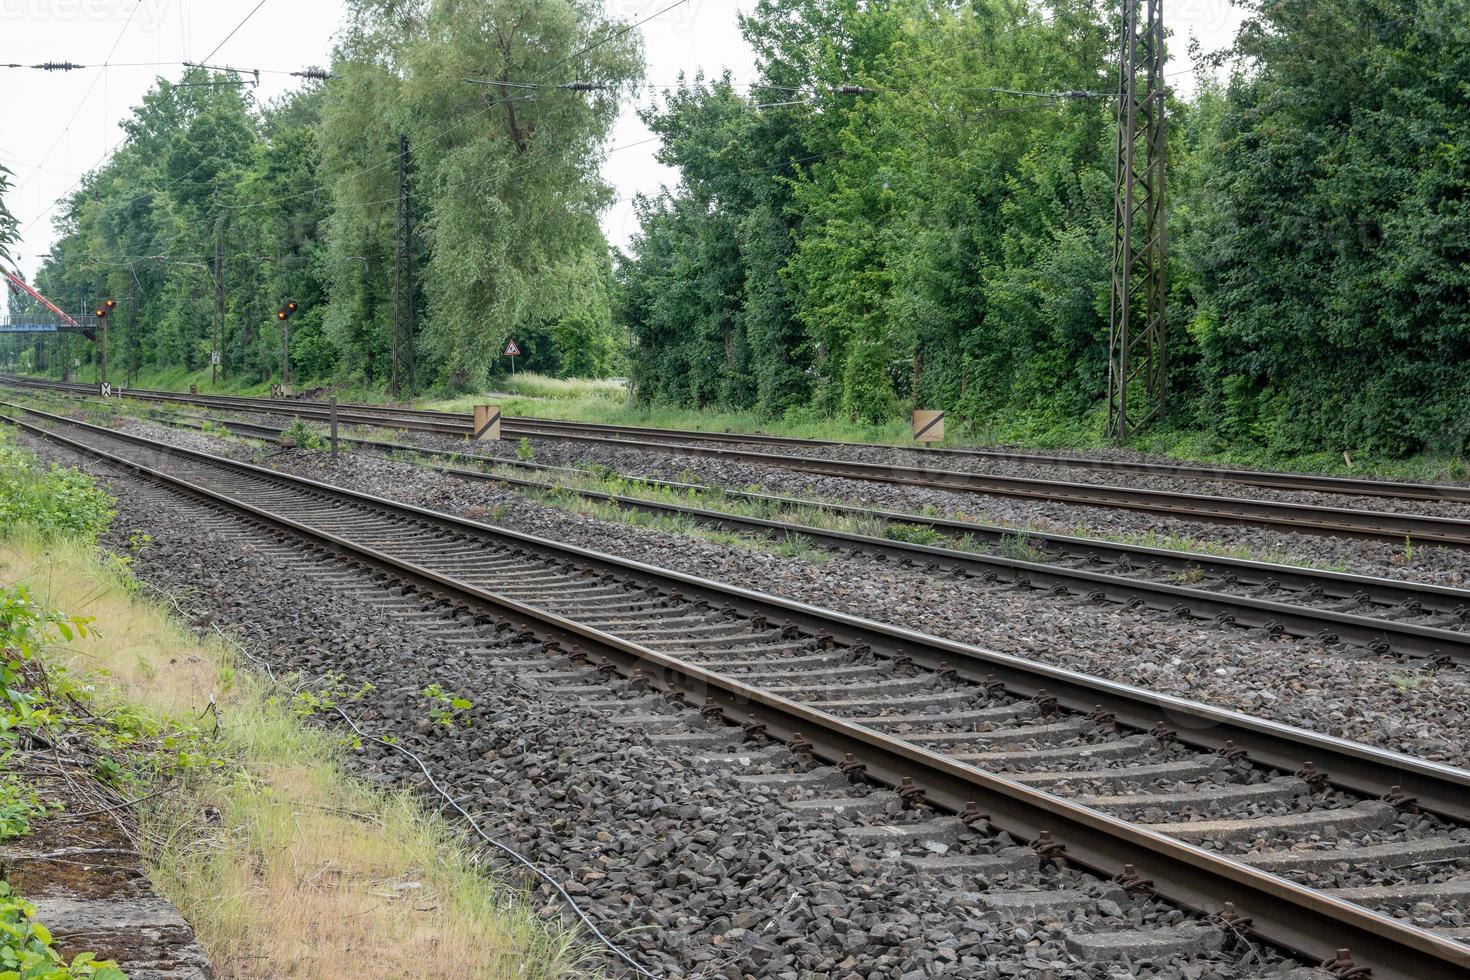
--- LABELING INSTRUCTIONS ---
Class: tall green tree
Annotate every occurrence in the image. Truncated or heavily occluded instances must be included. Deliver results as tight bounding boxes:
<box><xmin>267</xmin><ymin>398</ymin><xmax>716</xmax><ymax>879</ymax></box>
<box><xmin>1188</xmin><ymin>0</ymin><xmax>1470</xmax><ymax>455</ymax></box>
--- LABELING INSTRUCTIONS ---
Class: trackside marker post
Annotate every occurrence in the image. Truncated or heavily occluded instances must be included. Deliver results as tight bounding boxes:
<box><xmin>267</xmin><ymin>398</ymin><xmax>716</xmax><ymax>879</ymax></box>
<box><xmin>503</xmin><ymin>338</ymin><xmax>521</xmax><ymax>375</ymax></box>
<box><xmin>474</xmin><ymin>404</ymin><xmax>502</xmax><ymax>441</ymax></box>
<box><xmin>330</xmin><ymin>396</ymin><xmax>339</xmax><ymax>456</ymax></box>
<box><xmin>913</xmin><ymin>409</ymin><xmax>945</xmax><ymax>443</ymax></box>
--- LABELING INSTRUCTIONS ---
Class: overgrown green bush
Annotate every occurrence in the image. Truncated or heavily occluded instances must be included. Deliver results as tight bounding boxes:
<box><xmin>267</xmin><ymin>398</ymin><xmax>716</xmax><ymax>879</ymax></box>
<box><xmin>0</xmin><ymin>443</ymin><xmax>114</xmax><ymax>542</ymax></box>
<box><xmin>281</xmin><ymin>418</ymin><xmax>326</xmax><ymax>450</ymax></box>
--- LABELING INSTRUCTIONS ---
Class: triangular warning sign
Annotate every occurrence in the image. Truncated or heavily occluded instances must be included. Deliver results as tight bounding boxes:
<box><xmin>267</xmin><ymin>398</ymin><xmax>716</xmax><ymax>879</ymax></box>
<box><xmin>503</xmin><ymin>339</ymin><xmax>521</xmax><ymax>357</ymax></box>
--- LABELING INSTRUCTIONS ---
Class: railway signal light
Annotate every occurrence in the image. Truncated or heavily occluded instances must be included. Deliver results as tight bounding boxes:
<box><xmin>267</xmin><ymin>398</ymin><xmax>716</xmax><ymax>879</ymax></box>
<box><xmin>94</xmin><ymin>298</ymin><xmax>116</xmax><ymax>319</ymax></box>
<box><xmin>276</xmin><ymin>300</ymin><xmax>299</xmax><ymax>321</ymax></box>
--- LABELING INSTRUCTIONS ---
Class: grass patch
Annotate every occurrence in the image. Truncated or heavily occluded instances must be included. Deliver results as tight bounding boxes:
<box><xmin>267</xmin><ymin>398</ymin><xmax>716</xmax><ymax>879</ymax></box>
<box><xmin>2</xmin><ymin>537</ymin><xmax>595</xmax><ymax>979</ymax></box>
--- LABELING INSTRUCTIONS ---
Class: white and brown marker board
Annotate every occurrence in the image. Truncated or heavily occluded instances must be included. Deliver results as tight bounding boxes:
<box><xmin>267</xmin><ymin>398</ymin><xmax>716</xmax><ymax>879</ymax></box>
<box><xmin>473</xmin><ymin>404</ymin><xmax>503</xmax><ymax>441</ymax></box>
<box><xmin>913</xmin><ymin>409</ymin><xmax>945</xmax><ymax>443</ymax></box>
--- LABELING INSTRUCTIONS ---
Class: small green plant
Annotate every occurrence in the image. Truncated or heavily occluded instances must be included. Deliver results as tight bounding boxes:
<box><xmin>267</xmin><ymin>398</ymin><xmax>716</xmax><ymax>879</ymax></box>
<box><xmin>1400</xmin><ymin>536</ymin><xmax>1414</xmax><ymax>564</ymax></box>
<box><xmin>1388</xmin><ymin>673</ymin><xmax>1423</xmax><ymax>692</ymax></box>
<box><xmin>420</xmin><ymin>683</ymin><xmax>473</xmax><ymax>728</ymax></box>
<box><xmin>0</xmin><ymin>883</ymin><xmax>125</xmax><ymax>978</ymax></box>
<box><xmin>0</xmin><ymin>768</ymin><xmax>52</xmax><ymax>841</ymax></box>
<box><xmin>580</xmin><ymin>461</ymin><xmax>617</xmax><ymax>480</ymax></box>
<box><xmin>882</xmin><ymin>522</ymin><xmax>944</xmax><ymax>546</ymax></box>
<box><xmin>514</xmin><ymin>437</ymin><xmax>535</xmax><ymax>462</ymax></box>
<box><xmin>774</xmin><ymin>533</ymin><xmax>833</xmax><ymax>563</ymax></box>
<box><xmin>289</xmin><ymin>673</ymin><xmax>373</xmax><ymax>718</ymax></box>
<box><xmin>281</xmin><ymin>417</ymin><xmax>325</xmax><ymax>450</ymax></box>
<box><xmin>998</xmin><ymin>532</ymin><xmax>1046</xmax><ymax>563</ymax></box>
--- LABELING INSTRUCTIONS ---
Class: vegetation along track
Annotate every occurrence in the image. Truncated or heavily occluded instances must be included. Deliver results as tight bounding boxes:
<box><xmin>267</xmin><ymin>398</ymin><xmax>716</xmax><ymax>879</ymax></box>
<box><xmin>13</xmin><ymin>387</ymin><xmax>1470</xmax><ymax>668</ymax></box>
<box><xmin>7</xmin><ymin>376</ymin><xmax>1470</xmax><ymax>548</ymax></box>
<box><xmin>5</xmin><ymin>404</ymin><xmax>1470</xmax><ymax>979</ymax></box>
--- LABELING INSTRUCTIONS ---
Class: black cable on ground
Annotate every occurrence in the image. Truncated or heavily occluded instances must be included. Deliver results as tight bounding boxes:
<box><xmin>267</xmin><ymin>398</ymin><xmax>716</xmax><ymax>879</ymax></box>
<box><xmin>216</xmin><ymin>607</ymin><xmax>660</xmax><ymax>979</ymax></box>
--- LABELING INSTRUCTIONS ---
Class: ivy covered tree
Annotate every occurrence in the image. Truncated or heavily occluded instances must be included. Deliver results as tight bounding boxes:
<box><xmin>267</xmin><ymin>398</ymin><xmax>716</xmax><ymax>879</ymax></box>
<box><xmin>617</xmin><ymin>0</ymin><xmax>1470</xmax><ymax>457</ymax></box>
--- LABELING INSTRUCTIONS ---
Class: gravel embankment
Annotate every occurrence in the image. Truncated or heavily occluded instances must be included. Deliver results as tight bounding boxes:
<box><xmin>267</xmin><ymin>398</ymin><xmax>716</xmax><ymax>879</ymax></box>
<box><xmin>31</xmin><ymin>435</ymin><xmax>1314</xmax><ymax>979</ymax></box>
<box><xmin>102</xmin><ymin>418</ymin><xmax>1469</xmax><ymax>766</ymax></box>
<box><xmin>362</xmin><ymin>425</ymin><xmax>1470</xmax><ymax>588</ymax></box>
<box><xmin>537</xmin><ymin>433</ymin><xmax>1470</xmax><ymax>520</ymax></box>
<box><xmin>88</xmin><ymin>400</ymin><xmax>1470</xmax><ymax>586</ymax></box>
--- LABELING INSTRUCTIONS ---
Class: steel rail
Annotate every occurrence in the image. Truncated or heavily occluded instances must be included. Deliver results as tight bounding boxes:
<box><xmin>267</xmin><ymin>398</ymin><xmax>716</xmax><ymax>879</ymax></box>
<box><xmin>125</xmin><ymin>404</ymin><xmax>1470</xmax><ymax>666</ymax></box>
<box><xmin>12</xmin><ymin>373</ymin><xmax>1466</xmax><ymax>503</ymax></box>
<box><xmin>9</xmin><ymin>404</ymin><xmax>1470</xmax><ymax>818</ymax></box>
<box><xmin>11</xmin><ymin>376</ymin><xmax>1470</xmax><ymax>548</ymax></box>
<box><xmin>6</xmin><ymin>407</ymin><xmax>1469</xmax><ymax>980</ymax></box>
<box><xmin>125</xmin><ymin>404</ymin><xmax>1470</xmax><ymax>616</ymax></box>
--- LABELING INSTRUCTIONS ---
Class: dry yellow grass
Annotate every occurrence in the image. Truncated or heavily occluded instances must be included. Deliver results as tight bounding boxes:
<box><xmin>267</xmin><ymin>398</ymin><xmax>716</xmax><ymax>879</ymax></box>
<box><xmin>1</xmin><ymin>538</ymin><xmax>593</xmax><ymax>979</ymax></box>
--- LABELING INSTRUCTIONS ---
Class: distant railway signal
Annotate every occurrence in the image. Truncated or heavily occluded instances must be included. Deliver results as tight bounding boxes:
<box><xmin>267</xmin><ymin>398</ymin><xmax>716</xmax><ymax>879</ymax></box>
<box><xmin>276</xmin><ymin>302</ymin><xmax>300</xmax><ymax>390</ymax></box>
<box><xmin>93</xmin><ymin>300</ymin><xmax>116</xmax><ymax>386</ymax></box>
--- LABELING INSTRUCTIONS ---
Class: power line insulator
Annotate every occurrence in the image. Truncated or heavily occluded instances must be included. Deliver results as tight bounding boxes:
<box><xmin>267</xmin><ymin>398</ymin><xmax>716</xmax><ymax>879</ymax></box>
<box><xmin>292</xmin><ymin>68</ymin><xmax>333</xmax><ymax>80</ymax></box>
<box><xmin>34</xmin><ymin>61</ymin><xmax>86</xmax><ymax>71</ymax></box>
<box><xmin>559</xmin><ymin>81</ymin><xmax>607</xmax><ymax>91</ymax></box>
<box><xmin>835</xmin><ymin>85</ymin><xmax>876</xmax><ymax>95</ymax></box>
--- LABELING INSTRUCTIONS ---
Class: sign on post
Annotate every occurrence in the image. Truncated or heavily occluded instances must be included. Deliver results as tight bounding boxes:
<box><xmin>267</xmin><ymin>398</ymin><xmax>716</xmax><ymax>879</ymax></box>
<box><xmin>270</xmin><ymin>383</ymin><xmax>284</xmax><ymax>398</ymax></box>
<box><xmin>503</xmin><ymin>338</ymin><xmax>521</xmax><ymax>375</ymax></box>
<box><xmin>99</xmin><ymin>382</ymin><xmax>112</xmax><ymax>398</ymax></box>
<box><xmin>473</xmin><ymin>404</ymin><xmax>502</xmax><ymax>441</ymax></box>
<box><xmin>912</xmin><ymin>409</ymin><xmax>945</xmax><ymax>443</ymax></box>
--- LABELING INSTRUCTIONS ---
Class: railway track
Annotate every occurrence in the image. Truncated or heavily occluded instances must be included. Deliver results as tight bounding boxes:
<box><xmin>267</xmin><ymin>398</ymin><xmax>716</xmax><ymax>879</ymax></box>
<box><xmin>8</xmin><ymin>376</ymin><xmax>1470</xmax><ymax>548</ymax></box>
<box><xmin>10</xmin><ymin>373</ymin><xmax>1466</xmax><ymax>504</ymax></box>
<box><xmin>15</xmin><ymin>393</ymin><xmax>1470</xmax><ymax>667</ymax></box>
<box><xmin>7</xmin><ymin>404</ymin><xmax>1470</xmax><ymax>979</ymax></box>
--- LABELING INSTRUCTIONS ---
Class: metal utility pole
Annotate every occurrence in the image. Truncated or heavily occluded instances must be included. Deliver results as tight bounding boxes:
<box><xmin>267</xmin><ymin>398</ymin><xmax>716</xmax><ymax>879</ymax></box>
<box><xmin>213</xmin><ymin>219</ymin><xmax>225</xmax><ymax>384</ymax></box>
<box><xmin>391</xmin><ymin>134</ymin><xmax>415</xmax><ymax>398</ymax></box>
<box><xmin>1106</xmin><ymin>0</ymin><xmax>1167</xmax><ymax>442</ymax></box>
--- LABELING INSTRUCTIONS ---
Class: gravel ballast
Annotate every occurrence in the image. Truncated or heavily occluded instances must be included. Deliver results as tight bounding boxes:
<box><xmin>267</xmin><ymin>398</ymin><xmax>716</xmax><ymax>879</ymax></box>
<box><xmin>21</xmin><ymin>433</ymin><xmax>1327</xmax><ymax>979</ymax></box>
<box><xmin>93</xmin><ymin>416</ymin><xmax>1470</xmax><ymax>766</ymax></box>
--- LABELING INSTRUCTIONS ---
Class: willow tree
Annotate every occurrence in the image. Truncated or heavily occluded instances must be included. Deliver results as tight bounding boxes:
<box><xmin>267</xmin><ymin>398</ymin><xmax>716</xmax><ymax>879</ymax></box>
<box><xmin>323</xmin><ymin>0</ymin><xmax>642</xmax><ymax>388</ymax></box>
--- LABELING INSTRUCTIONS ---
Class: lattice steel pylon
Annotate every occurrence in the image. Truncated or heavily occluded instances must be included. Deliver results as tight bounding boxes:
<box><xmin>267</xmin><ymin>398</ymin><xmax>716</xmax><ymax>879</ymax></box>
<box><xmin>1106</xmin><ymin>0</ymin><xmax>1167</xmax><ymax>441</ymax></box>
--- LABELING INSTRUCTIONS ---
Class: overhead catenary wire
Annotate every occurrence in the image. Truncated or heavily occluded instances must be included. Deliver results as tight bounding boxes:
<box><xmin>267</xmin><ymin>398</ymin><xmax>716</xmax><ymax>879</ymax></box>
<box><xmin>196</xmin><ymin>0</ymin><xmax>270</xmax><ymax>67</ymax></box>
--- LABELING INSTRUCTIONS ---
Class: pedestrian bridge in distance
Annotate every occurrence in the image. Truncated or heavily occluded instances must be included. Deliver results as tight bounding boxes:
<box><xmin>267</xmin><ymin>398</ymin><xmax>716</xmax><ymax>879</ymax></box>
<box><xmin>0</xmin><ymin>314</ymin><xmax>99</xmax><ymax>336</ymax></box>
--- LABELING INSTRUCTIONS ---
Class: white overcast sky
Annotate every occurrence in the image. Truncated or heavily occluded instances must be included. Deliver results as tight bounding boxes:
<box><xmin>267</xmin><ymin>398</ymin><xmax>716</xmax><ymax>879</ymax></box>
<box><xmin>1</xmin><ymin>0</ymin><xmax>1244</xmax><ymax>292</ymax></box>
